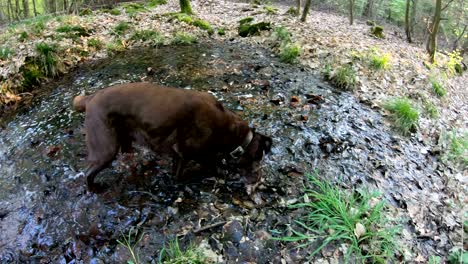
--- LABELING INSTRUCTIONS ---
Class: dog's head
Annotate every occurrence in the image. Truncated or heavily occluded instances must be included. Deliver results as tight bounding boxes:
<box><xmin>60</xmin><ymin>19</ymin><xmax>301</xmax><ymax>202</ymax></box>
<box><xmin>237</xmin><ymin>131</ymin><xmax>272</xmax><ymax>184</ymax></box>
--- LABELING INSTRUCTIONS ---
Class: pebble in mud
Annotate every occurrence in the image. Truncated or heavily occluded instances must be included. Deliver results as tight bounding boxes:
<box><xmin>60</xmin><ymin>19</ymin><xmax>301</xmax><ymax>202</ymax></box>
<box><xmin>222</xmin><ymin>220</ymin><xmax>244</xmax><ymax>243</ymax></box>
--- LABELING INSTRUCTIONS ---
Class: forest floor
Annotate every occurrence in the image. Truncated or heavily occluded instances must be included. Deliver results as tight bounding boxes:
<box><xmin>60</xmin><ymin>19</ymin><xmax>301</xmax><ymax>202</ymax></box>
<box><xmin>0</xmin><ymin>0</ymin><xmax>466</xmax><ymax>263</ymax></box>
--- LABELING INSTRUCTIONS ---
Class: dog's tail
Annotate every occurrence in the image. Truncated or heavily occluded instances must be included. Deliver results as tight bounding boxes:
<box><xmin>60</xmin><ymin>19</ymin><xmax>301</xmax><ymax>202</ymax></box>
<box><xmin>73</xmin><ymin>94</ymin><xmax>93</xmax><ymax>112</ymax></box>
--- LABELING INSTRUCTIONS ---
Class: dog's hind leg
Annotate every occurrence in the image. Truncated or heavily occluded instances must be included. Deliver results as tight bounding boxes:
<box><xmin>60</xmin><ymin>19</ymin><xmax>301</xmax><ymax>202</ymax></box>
<box><xmin>84</xmin><ymin>116</ymin><xmax>119</xmax><ymax>192</ymax></box>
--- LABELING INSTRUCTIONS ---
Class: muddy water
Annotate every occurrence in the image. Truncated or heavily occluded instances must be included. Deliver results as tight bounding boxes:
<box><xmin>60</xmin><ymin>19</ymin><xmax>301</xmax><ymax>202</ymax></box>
<box><xmin>0</xmin><ymin>40</ymin><xmax>461</xmax><ymax>263</ymax></box>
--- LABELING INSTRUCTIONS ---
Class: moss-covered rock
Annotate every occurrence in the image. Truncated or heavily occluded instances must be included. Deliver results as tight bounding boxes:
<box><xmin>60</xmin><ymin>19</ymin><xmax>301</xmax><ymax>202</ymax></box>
<box><xmin>238</xmin><ymin>21</ymin><xmax>271</xmax><ymax>37</ymax></box>
<box><xmin>79</xmin><ymin>8</ymin><xmax>93</xmax><ymax>16</ymax></box>
<box><xmin>239</xmin><ymin>17</ymin><xmax>254</xmax><ymax>25</ymax></box>
<box><xmin>371</xmin><ymin>26</ymin><xmax>384</xmax><ymax>38</ymax></box>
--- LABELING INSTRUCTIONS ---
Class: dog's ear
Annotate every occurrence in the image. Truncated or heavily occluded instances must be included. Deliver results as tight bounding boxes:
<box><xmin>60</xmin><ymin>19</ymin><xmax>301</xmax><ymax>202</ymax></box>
<box><xmin>261</xmin><ymin>135</ymin><xmax>272</xmax><ymax>154</ymax></box>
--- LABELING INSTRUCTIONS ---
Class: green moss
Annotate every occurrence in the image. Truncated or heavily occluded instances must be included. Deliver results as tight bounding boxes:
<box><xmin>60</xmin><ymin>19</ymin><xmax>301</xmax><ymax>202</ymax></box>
<box><xmin>172</xmin><ymin>32</ymin><xmax>197</xmax><ymax>45</ymax></box>
<box><xmin>238</xmin><ymin>21</ymin><xmax>271</xmax><ymax>37</ymax></box>
<box><xmin>331</xmin><ymin>64</ymin><xmax>357</xmax><ymax>90</ymax></box>
<box><xmin>173</xmin><ymin>13</ymin><xmax>193</xmax><ymax>24</ymax></box>
<box><xmin>384</xmin><ymin>97</ymin><xmax>419</xmax><ymax>135</ymax></box>
<box><xmin>193</xmin><ymin>19</ymin><xmax>212</xmax><ymax>31</ymax></box>
<box><xmin>21</xmin><ymin>62</ymin><xmax>43</xmax><ymax>90</ymax></box>
<box><xmin>239</xmin><ymin>17</ymin><xmax>254</xmax><ymax>25</ymax></box>
<box><xmin>371</xmin><ymin>26</ymin><xmax>384</xmax><ymax>38</ymax></box>
<box><xmin>279</xmin><ymin>43</ymin><xmax>301</xmax><ymax>63</ymax></box>
<box><xmin>217</xmin><ymin>28</ymin><xmax>226</xmax><ymax>36</ymax></box>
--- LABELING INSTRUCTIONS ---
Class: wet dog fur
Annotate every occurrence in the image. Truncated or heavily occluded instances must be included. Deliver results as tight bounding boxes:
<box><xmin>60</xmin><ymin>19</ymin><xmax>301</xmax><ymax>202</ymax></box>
<box><xmin>73</xmin><ymin>82</ymin><xmax>272</xmax><ymax>192</ymax></box>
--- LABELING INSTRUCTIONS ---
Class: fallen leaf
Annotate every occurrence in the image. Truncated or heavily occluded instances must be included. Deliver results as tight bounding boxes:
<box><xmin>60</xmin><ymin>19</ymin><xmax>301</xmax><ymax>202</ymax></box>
<box><xmin>354</xmin><ymin>222</ymin><xmax>366</xmax><ymax>239</ymax></box>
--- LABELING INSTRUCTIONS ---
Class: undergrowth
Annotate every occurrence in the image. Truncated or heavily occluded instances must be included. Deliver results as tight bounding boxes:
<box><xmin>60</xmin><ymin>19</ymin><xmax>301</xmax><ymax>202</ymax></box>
<box><xmin>158</xmin><ymin>239</ymin><xmax>208</xmax><ymax>264</ymax></box>
<box><xmin>172</xmin><ymin>32</ymin><xmax>197</xmax><ymax>45</ymax></box>
<box><xmin>384</xmin><ymin>97</ymin><xmax>419</xmax><ymax>135</ymax></box>
<box><xmin>131</xmin><ymin>29</ymin><xmax>164</xmax><ymax>45</ymax></box>
<box><xmin>430</xmin><ymin>77</ymin><xmax>446</xmax><ymax>97</ymax></box>
<box><xmin>331</xmin><ymin>64</ymin><xmax>357</xmax><ymax>90</ymax></box>
<box><xmin>278</xmin><ymin>173</ymin><xmax>399</xmax><ymax>262</ymax></box>
<box><xmin>117</xmin><ymin>227</ymin><xmax>144</xmax><ymax>264</ymax></box>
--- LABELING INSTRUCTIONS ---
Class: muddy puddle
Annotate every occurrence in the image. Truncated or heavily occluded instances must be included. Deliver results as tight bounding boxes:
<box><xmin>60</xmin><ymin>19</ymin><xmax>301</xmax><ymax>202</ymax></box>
<box><xmin>0</xmin><ymin>40</ymin><xmax>463</xmax><ymax>263</ymax></box>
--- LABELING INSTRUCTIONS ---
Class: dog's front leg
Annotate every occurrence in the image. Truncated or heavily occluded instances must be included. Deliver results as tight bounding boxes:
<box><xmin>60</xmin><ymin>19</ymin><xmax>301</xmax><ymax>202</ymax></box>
<box><xmin>172</xmin><ymin>144</ymin><xmax>187</xmax><ymax>181</ymax></box>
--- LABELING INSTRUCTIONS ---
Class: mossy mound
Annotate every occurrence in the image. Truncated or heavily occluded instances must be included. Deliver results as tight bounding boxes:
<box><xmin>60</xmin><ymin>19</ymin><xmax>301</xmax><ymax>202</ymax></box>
<box><xmin>238</xmin><ymin>18</ymin><xmax>271</xmax><ymax>37</ymax></box>
<box><xmin>371</xmin><ymin>26</ymin><xmax>384</xmax><ymax>38</ymax></box>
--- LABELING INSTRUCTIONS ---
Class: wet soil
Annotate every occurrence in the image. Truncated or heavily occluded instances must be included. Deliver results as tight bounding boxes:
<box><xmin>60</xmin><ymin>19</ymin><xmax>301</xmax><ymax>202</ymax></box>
<box><xmin>0</xmin><ymin>40</ymin><xmax>464</xmax><ymax>263</ymax></box>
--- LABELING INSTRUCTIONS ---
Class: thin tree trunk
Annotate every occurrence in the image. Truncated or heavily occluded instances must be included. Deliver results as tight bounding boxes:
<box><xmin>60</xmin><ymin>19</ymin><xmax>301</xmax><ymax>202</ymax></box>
<box><xmin>362</xmin><ymin>0</ymin><xmax>373</xmax><ymax>18</ymax></box>
<box><xmin>179</xmin><ymin>0</ymin><xmax>192</xmax><ymax>14</ymax></box>
<box><xmin>22</xmin><ymin>0</ymin><xmax>29</xmax><ymax>18</ymax></box>
<box><xmin>410</xmin><ymin>0</ymin><xmax>417</xmax><ymax>38</ymax></box>
<box><xmin>15</xmin><ymin>0</ymin><xmax>20</xmax><ymax>20</ymax></box>
<box><xmin>296</xmin><ymin>0</ymin><xmax>301</xmax><ymax>16</ymax></box>
<box><xmin>7</xmin><ymin>0</ymin><xmax>12</xmax><ymax>21</ymax></box>
<box><xmin>32</xmin><ymin>0</ymin><xmax>37</xmax><ymax>16</ymax></box>
<box><xmin>405</xmin><ymin>0</ymin><xmax>412</xmax><ymax>42</ymax></box>
<box><xmin>300</xmin><ymin>0</ymin><xmax>311</xmax><ymax>22</ymax></box>
<box><xmin>349</xmin><ymin>0</ymin><xmax>354</xmax><ymax>25</ymax></box>
<box><xmin>427</xmin><ymin>0</ymin><xmax>441</xmax><ymax>63</ymax></box>
<box><xmin>63</xmin><ymin>0</ymin><xmax>67</xmax><ymax>13</ymax></box>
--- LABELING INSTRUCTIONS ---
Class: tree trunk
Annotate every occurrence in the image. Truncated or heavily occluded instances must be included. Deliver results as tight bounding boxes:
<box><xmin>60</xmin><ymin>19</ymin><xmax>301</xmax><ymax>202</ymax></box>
<box><xmin>405</xmin><ymin>0</ymin><xmax>412</xmax><ymax>42</ymax></box>
<box><xmin>7</xmin><ymin>0</ymin><xmax>12</xmax><ymax>21</ymax></box>
<box><xmin>15</xmin><ymin>0</ymin><xmax>20</xmax><ymax>19</ymax></box>
<box><xmin>349</xmin><ymin>0</ymin><xmax>354</xmax><ymax>25</ymax></box>
<box><xmin>179</xmin><ymin>0</ymin><xmax>192</xmax><ymax>14</ymax></box>
<box><xmin>410</xmin><ymin>0</ymin><xmax>417</xmax><ymax>37</ymax></box>
<box><xmin>296</xmin><ymin>0</ymin><xmax>301</xmax><ymax>16</ymax></box>
<box><xmin>300</xmin><ymin>0</ymin><xmax>311</xmax><ymax>22</ymax></box>
<box><xmin>32</xmin><ymin>0</ymin><xmax>37</xmax><ymax>16</ymax></box>
<box><xmin>427</xmin><ymin>0</ymin><xmax>441</xmax><ymax>63</ymax></box>
<box><xmin>362</xmin><ymin>0</ymin><xmax>373</xmax><ymax>18</ymax></box>
<box><xmin>22</xmin><ymin>0</ymin><xmax>29</xmax><ymax>18</ymax></box>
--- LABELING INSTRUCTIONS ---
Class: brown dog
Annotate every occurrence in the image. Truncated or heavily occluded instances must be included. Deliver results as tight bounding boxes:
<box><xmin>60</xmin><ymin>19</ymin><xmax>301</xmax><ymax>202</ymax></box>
<box><xmin>73</xmin><ymin>82</ymin><xmax>272</xmax><ymax>192</ymax></box>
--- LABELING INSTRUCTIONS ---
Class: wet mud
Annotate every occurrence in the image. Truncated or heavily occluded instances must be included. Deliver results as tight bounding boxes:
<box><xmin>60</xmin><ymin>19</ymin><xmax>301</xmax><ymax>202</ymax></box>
<box><xmin>0</xmin><ymin>40</ymin><xmax>463</xmax><ymax>263</ymax></box>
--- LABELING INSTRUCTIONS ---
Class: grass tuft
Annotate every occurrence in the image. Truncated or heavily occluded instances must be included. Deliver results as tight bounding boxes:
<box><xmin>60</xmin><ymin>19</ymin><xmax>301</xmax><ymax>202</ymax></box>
<box><xmin>369</xmin><ymin>50</ymin><xmax>391</xmax><ymax>70</ymax></box>
<box><xmin>430</xmin><ymin>78</ymin><xmax>446</xmax><ymax>97</ymax></box>
<box><xmin>442</xmin><ymin>131</ymin><xmax>468</xmax><ymax>167</ymax></box>
<box><xmin>0</xmin><ymin>46</ymin><xmax>14</xmax><ymax>60</ymax></box>
<box><xmin>117</xmin><ymin>227</ymin><xmax>143</xmax><ymax>264</ymax></box>
<box><xmin>273</xmin><ymin>26</ymin><xmax>291</xmax><ymax>42</ymax></box>
<box><xmin>87</xmin><ymin>38</ymin><xmax>103</xmax><ymax>50</ymax></box>
<box><xmin>158</xmin><ymin>239</ymin><xmax>208</xmax><ymax>264</ymax></box>
<box><xmin>35</xmin><ymin>42</ymin><xmax>60</xmax><ymax>77</ymax></box>
<box><xmin>113</xmin><ymin>21</ymin><xmax>131</xmax><ymax>36</ymax></box>
<box><xmin>331</xmin><ymin>64</ymin><xmax>356</xmax><ymax>90</ymax></box>
<box><xmin>121</xmin><ymin>2</ymin><xmax>147</xmax><ymax>17</ymax></box>
<box><xmin>147</xmin><ymin>0</ymin><xmax>167</xmax><ymax>7</ymax></box>
<box><xmin>18</xmin><ymin>31</ymin><xmax>29</xmax><ymax>42</ymax></box>
<box><xmin>172</xmin><ymin>32</ymin><xmax>197</xmax><ymax>45</ymax></box>
<box><xmin>106</xmin><ymin>39</ymin><xmax>126</xmax><ymax>54</ymax></box>
<box><xmin>264</xmin><ymin>5</ymin><xmax>278</xmax><ymax>14</ymax></box>
<box><xmin>131</xmin><ymin>30</ymin><xmax>164</xmax><ymax>45</ymax></box>
<box><xmin>279</xmin><ymin>42</ymin><xmax>301</xmax><ymax>63</ymax></box>
<box><xmin>383</xmin><ymin>97</ymin><xmax>419</xmax><ymax>135</ymax></box>
<box><xmin>424</xmin><ymin>101</ymin><xmax>439</xmax><ymax>119</ymax></box>
<box><xmin>278</xmin><ymin>173</ymin><xmax>399</xmax><ymax>262</ymax></box>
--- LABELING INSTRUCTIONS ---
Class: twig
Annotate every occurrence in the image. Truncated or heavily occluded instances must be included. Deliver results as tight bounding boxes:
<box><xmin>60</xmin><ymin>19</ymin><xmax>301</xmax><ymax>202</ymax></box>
<box><xmin>193</xmin><ymin>221</ymin><xmax>226</xmax><ymax>234</ymax></box>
